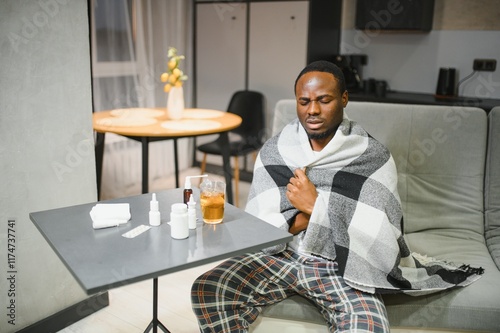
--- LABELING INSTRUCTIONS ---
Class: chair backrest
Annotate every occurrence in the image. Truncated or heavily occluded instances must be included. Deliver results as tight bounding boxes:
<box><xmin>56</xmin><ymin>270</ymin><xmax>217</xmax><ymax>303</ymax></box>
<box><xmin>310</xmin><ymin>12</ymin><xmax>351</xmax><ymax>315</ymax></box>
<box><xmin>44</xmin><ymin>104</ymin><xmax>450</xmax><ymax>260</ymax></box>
<box><xmin>227</xmin><ymin>90</ymin><xmax>266</xmax><ymax>145</ymax></box>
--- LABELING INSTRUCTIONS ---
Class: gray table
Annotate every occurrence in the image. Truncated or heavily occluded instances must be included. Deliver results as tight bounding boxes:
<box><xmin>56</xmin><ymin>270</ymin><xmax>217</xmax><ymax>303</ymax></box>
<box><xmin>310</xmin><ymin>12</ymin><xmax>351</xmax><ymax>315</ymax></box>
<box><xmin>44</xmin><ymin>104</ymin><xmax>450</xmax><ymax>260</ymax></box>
<box><xmin>30</xmin><ymin>188</ymin><xmax>292</xmax><ymax>333</ymax></box>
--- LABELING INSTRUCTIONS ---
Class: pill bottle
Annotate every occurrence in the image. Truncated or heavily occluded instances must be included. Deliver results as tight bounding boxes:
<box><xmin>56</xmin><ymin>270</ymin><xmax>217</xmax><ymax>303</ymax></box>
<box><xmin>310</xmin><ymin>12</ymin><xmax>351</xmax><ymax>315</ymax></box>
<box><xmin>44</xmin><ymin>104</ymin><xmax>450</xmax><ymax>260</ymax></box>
<box><xmin>170</xmin><ymin>203</ymin><xmax>188</xmax><ymax>239</ymax></box>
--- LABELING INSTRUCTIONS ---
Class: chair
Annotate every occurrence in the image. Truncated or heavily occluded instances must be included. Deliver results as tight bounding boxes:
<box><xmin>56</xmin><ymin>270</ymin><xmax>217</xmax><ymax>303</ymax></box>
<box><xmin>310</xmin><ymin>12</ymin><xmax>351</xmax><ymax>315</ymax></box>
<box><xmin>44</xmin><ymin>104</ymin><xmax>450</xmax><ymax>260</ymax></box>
<box><xmin>197</xmin><ymin>90</ymin><xmax>266</xmax><ymax>207</ymax></box>
<box><xmin>272</xmin><ymin>99</ymin><xmax>297</xmax><ymax>136</ymax></box>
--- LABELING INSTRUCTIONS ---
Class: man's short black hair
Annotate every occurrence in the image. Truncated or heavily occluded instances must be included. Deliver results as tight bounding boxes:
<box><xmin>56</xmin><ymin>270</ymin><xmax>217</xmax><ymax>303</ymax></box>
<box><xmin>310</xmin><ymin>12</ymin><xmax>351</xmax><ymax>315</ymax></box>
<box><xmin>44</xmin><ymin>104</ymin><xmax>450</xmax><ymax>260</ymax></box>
<box><xmin>294</xmin><ymin>60</ymin><xmax>346</xmax><ymax>95</ymax></box>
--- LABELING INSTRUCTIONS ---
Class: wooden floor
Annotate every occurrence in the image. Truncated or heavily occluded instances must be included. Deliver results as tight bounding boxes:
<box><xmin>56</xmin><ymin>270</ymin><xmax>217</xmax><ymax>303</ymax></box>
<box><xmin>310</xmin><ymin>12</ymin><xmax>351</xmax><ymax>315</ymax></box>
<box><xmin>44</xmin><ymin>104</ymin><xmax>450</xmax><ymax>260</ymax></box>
<box><xmin>58</xmin><ymin>261</ymin><xmax>222</xmax><ymax>333</ymax></box>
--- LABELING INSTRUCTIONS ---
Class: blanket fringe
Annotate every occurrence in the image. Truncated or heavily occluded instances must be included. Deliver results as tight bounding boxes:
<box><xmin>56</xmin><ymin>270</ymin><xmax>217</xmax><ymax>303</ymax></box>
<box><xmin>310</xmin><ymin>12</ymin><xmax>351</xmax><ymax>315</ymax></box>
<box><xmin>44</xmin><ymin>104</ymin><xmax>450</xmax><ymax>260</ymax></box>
<box><xmin>456</xmin><ymin>264</ymin><xmax>485</xmax><ymax>276</ymax></box>
<box><xmin>412</xmin><ymin>252</ymin><xmax>484</xmax><ymax>276</ymax></box>
<box><xmin>411</xmin><ymin>252</ymin><xmax>455</xmax><ymax>268</ymax></box>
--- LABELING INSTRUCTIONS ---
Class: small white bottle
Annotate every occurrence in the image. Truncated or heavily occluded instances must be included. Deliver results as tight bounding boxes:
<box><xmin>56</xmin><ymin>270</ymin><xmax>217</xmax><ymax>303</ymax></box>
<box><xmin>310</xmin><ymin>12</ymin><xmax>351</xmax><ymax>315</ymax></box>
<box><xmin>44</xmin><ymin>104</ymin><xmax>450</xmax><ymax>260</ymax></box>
<box><xmin>187</xmin><ymin>194</ymin><xmax>197</xmax><ymax>229</ymax></box>
<box><xmin>149</xmin><ymin>193</ymin><xmax>161</xmax><ymax>227</ymax></box>
<box><xmin>170</xmin><ymin>203</ymin><xmax>188</xmax><ymax>239</ymax></box>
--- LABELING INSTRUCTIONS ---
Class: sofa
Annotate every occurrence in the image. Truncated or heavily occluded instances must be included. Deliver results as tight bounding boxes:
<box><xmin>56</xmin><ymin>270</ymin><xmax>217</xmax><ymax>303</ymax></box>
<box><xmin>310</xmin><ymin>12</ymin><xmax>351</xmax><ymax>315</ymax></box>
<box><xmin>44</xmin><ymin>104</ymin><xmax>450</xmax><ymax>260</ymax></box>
<box><xmin>250</xmin><ymin>101</ymin><xmax>500</xmax><ymax>332</ymax></box>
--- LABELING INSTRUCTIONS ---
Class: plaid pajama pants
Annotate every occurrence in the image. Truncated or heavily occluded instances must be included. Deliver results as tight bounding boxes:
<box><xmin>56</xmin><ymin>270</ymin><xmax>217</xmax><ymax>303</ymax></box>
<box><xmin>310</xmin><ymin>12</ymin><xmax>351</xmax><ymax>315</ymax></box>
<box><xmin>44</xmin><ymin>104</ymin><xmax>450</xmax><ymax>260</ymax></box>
<box><xmin>191</xmin><ymin>250</ymin><xmax>390</xmax><ymax>333</ymax></box>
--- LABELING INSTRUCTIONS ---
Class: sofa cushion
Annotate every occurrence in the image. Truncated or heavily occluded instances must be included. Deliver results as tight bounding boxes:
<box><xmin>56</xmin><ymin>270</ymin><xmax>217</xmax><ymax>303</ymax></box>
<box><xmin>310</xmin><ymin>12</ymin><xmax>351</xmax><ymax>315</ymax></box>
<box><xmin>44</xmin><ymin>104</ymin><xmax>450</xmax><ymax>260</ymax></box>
<box><xmin>486</xmin><ymin>106</ymin><xmax>500</xmax><ymax>269</ymax></box>
<box><xmin>272</xmin><ymin>99</ymin><xmax>297</xmax><ymax>136</ymax></box>
<box><xmin>260</xmin><ymin>233</ymin><xmax>500</xmax><ymax>332</ymax></box>
<box><xmin>382</xmin><ymin>232</ymin><xmax>500</xmax><ymax>332</ymax></box>
<box><xmin>344</xmin><ymin>102</ymin><xmax>488</xmax><ymax>236</ymax></box>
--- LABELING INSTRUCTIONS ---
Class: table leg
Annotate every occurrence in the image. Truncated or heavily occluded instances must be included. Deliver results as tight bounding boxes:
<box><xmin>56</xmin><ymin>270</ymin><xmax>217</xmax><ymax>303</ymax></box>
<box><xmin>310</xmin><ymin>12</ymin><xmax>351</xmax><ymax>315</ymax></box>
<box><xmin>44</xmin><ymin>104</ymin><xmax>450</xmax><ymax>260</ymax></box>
<box><xmin>94</xmin><ymin>132</ymin><xmax>105</xmax><ymax>200</ymax></box>
<box><xmin>219</xmin><ymin>132</ymin><xmax>234</xmax><ymax>205</ymax></box>
<box><xmin>173</xmin><ymin>139</ymin><xmax>179</xmax><ymax>188</ymax></box>
<box><xmin>142</xmin><ymin>138</ymin><xmax>149</xmax><ymax>194</ymax></box>
<box><xmin>144</xmin><ymin>278</ymin><xmax>170</xmax><ymax>333</ymax></box>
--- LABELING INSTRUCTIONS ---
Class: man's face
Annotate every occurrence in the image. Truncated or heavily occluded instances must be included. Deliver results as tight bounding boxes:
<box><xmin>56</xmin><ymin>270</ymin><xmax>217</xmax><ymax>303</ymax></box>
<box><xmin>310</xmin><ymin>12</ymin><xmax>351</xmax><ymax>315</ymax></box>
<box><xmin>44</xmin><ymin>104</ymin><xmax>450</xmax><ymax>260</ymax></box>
<box><xmin>295</xmin><ymin>71</ymin><xmax>348</xmax><ymax>150</ymax></box>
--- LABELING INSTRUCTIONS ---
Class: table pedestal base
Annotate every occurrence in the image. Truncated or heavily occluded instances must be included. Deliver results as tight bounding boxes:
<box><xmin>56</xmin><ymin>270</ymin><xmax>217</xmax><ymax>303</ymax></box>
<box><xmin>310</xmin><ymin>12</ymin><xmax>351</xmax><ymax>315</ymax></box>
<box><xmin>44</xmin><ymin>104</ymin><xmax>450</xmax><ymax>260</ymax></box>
<box><xmin>144</xmin><ymin>278</ymin><xmax>170</xmax><ymax>333</ymax></box>
<box><xmin>144</xmin><ymin>320</ymin><xmax>169</xmax><ymax>333</ymax></box>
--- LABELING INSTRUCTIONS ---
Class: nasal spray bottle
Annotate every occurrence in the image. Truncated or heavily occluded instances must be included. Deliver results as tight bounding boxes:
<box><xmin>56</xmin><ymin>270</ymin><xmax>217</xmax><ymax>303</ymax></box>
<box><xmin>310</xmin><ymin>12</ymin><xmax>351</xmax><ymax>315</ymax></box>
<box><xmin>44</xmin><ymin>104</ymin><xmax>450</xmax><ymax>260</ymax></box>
<box><xmin>149</xmin><ymin>193</ymin><xmax>161</xmax><ymax>226</ymax></box>
<box><xmin>183</xmin><ymin>175</ymin><xmax>208</xmax><ymax>204</ymax></box>
<box><xmin>187</xmin><ymin>194</ymin><xmax>197</xmax><ymax>229</ymax></box>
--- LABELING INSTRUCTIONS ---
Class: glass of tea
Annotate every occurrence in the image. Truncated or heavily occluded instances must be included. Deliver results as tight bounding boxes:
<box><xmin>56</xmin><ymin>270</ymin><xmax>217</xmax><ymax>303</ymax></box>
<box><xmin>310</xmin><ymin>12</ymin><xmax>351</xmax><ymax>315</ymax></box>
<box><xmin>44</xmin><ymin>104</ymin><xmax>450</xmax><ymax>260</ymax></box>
<box><xmin>200</xmin><ymin>179</ymin><xmax>226</xmax><ymax>224</ymax></box>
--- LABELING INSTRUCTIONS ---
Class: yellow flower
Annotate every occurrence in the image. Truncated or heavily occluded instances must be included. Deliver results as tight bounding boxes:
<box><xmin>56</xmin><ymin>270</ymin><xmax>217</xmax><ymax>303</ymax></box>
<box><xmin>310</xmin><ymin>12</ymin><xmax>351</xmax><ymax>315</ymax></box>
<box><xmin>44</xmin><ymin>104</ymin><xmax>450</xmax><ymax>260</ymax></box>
<box><xmin>161</xmin><ymin>47</ymin><xmax>188</xmax><ymax>89</ymax></box>
<box><xmin>168</xmin><ymin>59</ymin><xmax>177</xmax><ymax>70</ymax></box>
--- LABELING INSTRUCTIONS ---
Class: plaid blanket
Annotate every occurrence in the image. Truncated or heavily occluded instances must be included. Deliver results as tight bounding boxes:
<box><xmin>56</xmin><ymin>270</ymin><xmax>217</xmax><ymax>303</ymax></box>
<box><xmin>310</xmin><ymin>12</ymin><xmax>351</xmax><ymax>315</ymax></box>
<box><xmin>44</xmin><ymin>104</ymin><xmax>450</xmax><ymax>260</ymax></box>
<box><xmin>246</xmin><ymin>117</ymin><xmax>483</xmax><ymax>295</ymax></box>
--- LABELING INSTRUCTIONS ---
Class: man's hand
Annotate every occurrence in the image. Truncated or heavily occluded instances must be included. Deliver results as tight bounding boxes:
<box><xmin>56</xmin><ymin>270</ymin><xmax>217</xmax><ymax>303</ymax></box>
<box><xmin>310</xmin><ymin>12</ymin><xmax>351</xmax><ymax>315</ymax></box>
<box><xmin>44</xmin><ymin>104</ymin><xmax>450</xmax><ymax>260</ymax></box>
<box><xmin>286</xmin><ymin>168</ymin><xmax>317</xmax><ymax>215</ymax></box>
<box><xmin>289</xmin><ymin>212</ymin><xmax>310</xmax><ymax>235</ymax></box>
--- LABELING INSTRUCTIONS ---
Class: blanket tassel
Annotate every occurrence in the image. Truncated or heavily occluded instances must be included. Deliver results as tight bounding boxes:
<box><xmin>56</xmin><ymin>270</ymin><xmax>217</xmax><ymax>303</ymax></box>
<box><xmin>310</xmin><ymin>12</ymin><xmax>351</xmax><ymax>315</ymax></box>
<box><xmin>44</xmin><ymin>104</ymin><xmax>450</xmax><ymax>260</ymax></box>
<box><xmin>456</xmin><ymin>264</ymin><xmax>484</xmax><ymax>276</ymax></box>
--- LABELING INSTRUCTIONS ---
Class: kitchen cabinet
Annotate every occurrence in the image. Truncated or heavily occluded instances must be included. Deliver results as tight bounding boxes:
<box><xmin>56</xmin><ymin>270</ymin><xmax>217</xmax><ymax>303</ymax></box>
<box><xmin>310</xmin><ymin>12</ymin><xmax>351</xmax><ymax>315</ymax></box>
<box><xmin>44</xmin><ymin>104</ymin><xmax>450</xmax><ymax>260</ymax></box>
<box><xmin>248</xmin><ymin>1</ymin><xmax>309</xmax><ymax>131</ymax></box>
<box><xmin>196</xmin><ymin>1</ymin><xmax>308</xmax><ymax>129</ymax></box>
<box><xmin>195</xmin><ymin>2</ymin><xmax>247</xmax><ymax>111</ymax></box>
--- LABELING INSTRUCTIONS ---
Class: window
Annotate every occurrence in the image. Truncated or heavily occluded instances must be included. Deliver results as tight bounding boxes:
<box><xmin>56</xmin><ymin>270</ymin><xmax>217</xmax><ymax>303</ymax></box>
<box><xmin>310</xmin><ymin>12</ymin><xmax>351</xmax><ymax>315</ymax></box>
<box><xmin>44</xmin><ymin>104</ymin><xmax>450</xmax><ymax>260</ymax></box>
<box><xmin>90</xmin><ymin>0</ymin><xmax>140</xmax><ymax>110</ymax></box>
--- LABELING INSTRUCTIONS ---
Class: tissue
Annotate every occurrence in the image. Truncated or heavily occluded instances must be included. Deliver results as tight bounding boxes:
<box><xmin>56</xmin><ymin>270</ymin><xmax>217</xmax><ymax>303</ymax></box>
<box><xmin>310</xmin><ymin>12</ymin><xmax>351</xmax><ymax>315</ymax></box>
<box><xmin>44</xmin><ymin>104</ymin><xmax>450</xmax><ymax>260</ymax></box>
<box><xmin>90</xmin><ymin>203</ymin><xmax>131</xmax><ymax>229</ymax></box>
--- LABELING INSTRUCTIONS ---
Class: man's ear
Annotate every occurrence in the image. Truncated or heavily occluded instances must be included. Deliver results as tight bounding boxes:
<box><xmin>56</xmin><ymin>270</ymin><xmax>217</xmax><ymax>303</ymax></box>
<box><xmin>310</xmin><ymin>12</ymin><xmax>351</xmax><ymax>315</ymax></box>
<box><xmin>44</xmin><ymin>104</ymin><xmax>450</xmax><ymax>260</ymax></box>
<box><xmin>342</xmin><ymin>90</ymin><xmax>349</xmax><ymax>107</ymax></box>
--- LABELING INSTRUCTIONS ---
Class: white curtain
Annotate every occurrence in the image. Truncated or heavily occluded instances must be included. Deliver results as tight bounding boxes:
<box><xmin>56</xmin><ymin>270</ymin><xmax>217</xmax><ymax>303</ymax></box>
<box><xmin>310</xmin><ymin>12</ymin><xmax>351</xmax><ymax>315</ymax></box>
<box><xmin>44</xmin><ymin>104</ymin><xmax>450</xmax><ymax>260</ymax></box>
<box><xmin>91</xmin><ymin>0</ymin><xmax>193</xmax><ymax>199</ymax></box>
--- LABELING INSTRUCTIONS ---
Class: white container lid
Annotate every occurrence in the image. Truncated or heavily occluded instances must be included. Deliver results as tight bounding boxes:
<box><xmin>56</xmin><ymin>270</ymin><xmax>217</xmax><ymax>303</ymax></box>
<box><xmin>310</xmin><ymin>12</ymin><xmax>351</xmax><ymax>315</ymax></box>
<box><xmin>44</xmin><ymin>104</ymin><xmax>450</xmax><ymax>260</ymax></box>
<box><xmin>171</xmin><ymin>203</ymin><xmax>187</xmax><ymax>213</ymax></box>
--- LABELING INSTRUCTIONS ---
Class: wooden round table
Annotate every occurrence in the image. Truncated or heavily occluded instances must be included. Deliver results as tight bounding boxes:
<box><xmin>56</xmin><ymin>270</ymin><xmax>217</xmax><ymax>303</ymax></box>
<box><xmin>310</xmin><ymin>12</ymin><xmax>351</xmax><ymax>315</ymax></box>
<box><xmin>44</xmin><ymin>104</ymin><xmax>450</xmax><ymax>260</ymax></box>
<box><xmin>93</xmin><ymin>108</ymin><xmax>242</xmax><ymax>203</ymax></box>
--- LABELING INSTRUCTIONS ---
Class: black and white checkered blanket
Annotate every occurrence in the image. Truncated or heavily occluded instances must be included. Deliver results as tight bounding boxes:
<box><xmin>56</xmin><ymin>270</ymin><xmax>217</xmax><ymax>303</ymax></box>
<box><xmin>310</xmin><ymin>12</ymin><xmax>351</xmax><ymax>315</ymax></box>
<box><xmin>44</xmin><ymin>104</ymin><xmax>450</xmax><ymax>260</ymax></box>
<box><xmin>246</xmin><ymin>117</ymin><xmax>483</xmax><ymax>295</ymax></box>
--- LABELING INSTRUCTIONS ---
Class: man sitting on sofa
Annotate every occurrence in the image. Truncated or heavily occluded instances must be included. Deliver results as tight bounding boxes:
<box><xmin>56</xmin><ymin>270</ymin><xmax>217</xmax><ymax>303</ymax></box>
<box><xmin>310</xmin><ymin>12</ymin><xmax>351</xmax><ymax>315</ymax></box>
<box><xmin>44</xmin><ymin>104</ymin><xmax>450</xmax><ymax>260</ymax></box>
<box><xmin>191</xmin><ymin>61</ymin><xmax>482</xmax><ymax>333</ymax></box>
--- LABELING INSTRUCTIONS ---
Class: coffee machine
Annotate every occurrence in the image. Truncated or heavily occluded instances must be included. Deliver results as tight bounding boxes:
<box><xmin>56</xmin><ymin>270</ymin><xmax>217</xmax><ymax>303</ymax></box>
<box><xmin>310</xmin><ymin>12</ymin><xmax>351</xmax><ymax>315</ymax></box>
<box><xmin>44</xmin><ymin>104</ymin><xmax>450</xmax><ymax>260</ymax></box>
<box><xmin>331</xmin><ymin>54</ymin><xmax>368</xmax><ymax>92</ymax></box>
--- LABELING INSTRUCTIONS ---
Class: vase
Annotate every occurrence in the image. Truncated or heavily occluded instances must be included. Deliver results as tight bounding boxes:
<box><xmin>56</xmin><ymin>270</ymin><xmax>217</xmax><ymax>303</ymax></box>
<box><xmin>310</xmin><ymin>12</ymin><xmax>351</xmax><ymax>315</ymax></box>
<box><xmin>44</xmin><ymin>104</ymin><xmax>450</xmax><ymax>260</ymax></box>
<box><xmin>167</xmin><ymin>86</ymin><xmax>184</xmax><ymax>120</ymax></box>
